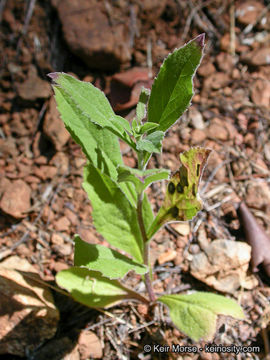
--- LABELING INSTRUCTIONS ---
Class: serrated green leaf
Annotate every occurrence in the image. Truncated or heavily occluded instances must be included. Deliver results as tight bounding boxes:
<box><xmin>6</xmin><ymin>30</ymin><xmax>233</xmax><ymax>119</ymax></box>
<box><xmin>52</xmin><ymin>73</ymin><xmax>135</xmax><ymax>149</ymax></box>
<box><xmin>158</xmin><ymin>292</ymin><xmax>244</xmax><ymax>341</ymax></box>
<box><xmin>148</xmin><ymin>35</ymin><xmax>204</xmax><ymax>132</ymax></box>
<box><xmin>53</xmin><ymin>86</ymin><xmax>121</xmax><ymax>179</ymax></box>
<box><xmin>53</xmin><ymin>86</ymin><xmax>136</xmax><ymax>206</ymax></box>
<box><xmin>117</xmin><ymin>165</ymin><xmax>170</xmax><ymax>193</ymax></box>
<box><xmin>136</xmin><ymin>87</ymin><xmax>150</xmax><ymax>123</ymax></box>
<box><xmin>83</xmin><ymin>164</ymin><xmax>143</xmax><ymax>263</ymax></box>
<box><xmin>53</xmin><ymin>73</ymin><xmax>115</xmax><ymax>127</ymax></box>
<box><xmin>136</xmin><ymin>131</ymin><xmax>165</xmax><ymax>154</ymax></box>
<box><xmin>56</xmin><ymin>267</ymin><xmax>135</xmax><ymax>308</ymax></box>
<box><xmin>74</xmin><ymin>236</ymin><xmax>147</xmax><ymax>279</ymax></box>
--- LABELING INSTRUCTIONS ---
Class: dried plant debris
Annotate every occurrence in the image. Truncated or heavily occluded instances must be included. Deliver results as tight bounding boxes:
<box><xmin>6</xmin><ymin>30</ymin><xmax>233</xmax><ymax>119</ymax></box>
<box><xmin>239</xmin><ymin>201</ymin><xmax>270</xmax><ymax>277</ymax></box>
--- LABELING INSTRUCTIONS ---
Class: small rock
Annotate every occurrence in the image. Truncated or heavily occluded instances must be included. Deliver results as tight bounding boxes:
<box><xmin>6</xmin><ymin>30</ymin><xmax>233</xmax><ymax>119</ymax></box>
<box><xmin>110</xmin><ymin>68</ymin><xmax>152</xmax><ymax>111</ymax></box>
<box><xmin>52</xmin><ymin>242</ymin><xmax>72</xmax><ymax>256</ymax></box>
<box><xmin>220</xmin><ymin>33</ymin><xmax>230</xmax><ymax>52</ymax></box>
<box><xmin>137</xmin><ymin>304</ymin><xmax>148</xmax><ymax>317</ymax></box>
<box><xmin>236</xmin><ymin>1</ymin><xmax>265</xmax><ymax>25</ymax></box>
<box><xmin>188</xmin><ymin>107</ymin><xmax>205</xmax><ymax>129</ymax></box>
<box><xmin>223</xmin><ymin>87</ymin><xmax>232</xmax><ymax>96</ymax></box>
<box><xmin>172</xmin><ymin>223</ymin><xmax>190</xmax><ymax>236</ymax></box>
<box><xmin>0</xmin><ymin>137</ymin><xmax>18</xmax><ymax>157</ymax></box>
<box><xmin>251</xmin><ymin>79</ymin><xmax>270</xmax><ymax>107</ymax></box>
<box><xmin>197</xmin><ymin>60</ymin><xmax>216</xmax><ymax>77</ymax></box>
<box><xmin>43</xmin><ymin>97</ymin><xmax>70</xmax><ymax>150</ymax></box>
<box><xmin>264</xmin><ymin>143</ymin><xmax>270</xmax><ymax>162</ymax></box>
<box><xmin>207</xmin><ymin>121</ymin><xmax>228</xmax><ymax>141</ymax></box>
<box><xmin>50</xmin><ymin>152</ymin><xmax>70</xmax><ymax>175</ymax></box>
<box><xmin>216</xmin><ymin>52</ymin><xmax>235</xmax><ymax>73</ymax></box>
<box><xmin>51</xmin><ymin>233</ymin><xmax>64</xmax><ymax>245</ymax></box>
<box><xmin>162</xmin><ymin>133</ymin><xmax>181</xmax><ymax>152</ymax></box>
<box><xmin>242</xmin><ymin>47</ymin><xmax>270</xmax><ymax>66</ymax></box>
<box><xmin>206</xmin><ymin>151</ymin><xmax>226</xmax><ymax>181</ymax></box>
<box><xmin>34</xmin><ymin>165</ymin><xmax>58</xmax><ymax>180</ymax></box>
<box><xmin>78</xmin><ymin>331</ymin><xmax>103</xmax><ymax>359</ymax></box>
<box><xmin>17</xmin><ymin>65</ymin><xmax>51</xmax><ymax>101</ymax></box>
<box><xmin>224</xmin><ymin>121</ymin><xmax>238</xmax><ymax>140</ymax></box>
<box><xmin>158</xmin><ymin>249</ymin><xmax>177</xmax><ymax>265</ymax></box>
<box><xmin>74</xmin><ymin>157</ymin><xmax>86</xmax><ymax>169</ymax></box>
<box><xmin>35</xmin><ymin>155</ymin><xmax>48</xmax><ymax>165</ymax></box>
<box><xmin>173</xmin><ymin>253</ymin><xmax>183</xmax><ymax>266</ymax></box>
<box><xmin>0</xmin><ymin>177</ymin><xmax>11</xmax><ymax>198</ymax></box>
<box><xmin>203</xmin><ymin>72</ymin><xmax>230</xmax><ymax>92</ymax></box>
<box><xmin>111</xmin><ymin>67</ymin><xmax>149</xmax><ymax>88</ymax></box>
<box><xmin>245</xmin><ymin>181</ymin><xmax>270</xmax><ymax>210</ymax></box>
<box><xmin>0</xmin><ymin>179</ymin><xmax>31</xmax><ymax>218</ymax></box>
<box><xmin>41</xmin><ymin>204</ymin><xmax>55</xmax><ymax>223</ymax></box>
<box><xmin>140</xmin><ymin>0</ymin><xmax>167</xmax><ymax>20</ymax></box>
<box><xmin>54</xmin><ymin>216</ymin><xmax>71</xmax><ymax>232</ymax></box>
<box><xmin>64</xmin><ymin>208</ymin><xmax>78</xmax><ymax>226</ymax></box>
<box><xmin>190</xmin><ymin>129</ymin><xmax>206</xmax><ymax>144</ymax></box>
<box><xmin>189</xmin><ymin>244</ymin><xmax>200</xmax><ymax>254</ymax></box>
<box><xmin>17</xmin><ymin>163</ymin><xmax>32</xmax><ymax>178</ymax></box>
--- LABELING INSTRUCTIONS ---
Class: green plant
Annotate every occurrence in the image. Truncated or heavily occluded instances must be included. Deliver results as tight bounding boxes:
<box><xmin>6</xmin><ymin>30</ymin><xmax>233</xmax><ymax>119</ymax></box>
<box><xmin>48</xmin><ymin>34</ymin><xmax>244</xmax><ymax>342</ymax></box>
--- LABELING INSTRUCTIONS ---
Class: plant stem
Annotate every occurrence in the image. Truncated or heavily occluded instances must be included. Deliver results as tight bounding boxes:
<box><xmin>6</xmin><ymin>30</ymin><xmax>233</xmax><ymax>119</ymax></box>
<box><xmin>137</xmin><ymin>153</ymin><xmax>156</xmax><ymax>302</ymax></box>
<box><xmin>143</xmin><ymin>240</ymin><xmax>156</xmax><ymax>302</ymax></box>
<box><xmin>137</xmin><ymin>191</ymin><xmax>156</xmax><ymax>302</ymax></box>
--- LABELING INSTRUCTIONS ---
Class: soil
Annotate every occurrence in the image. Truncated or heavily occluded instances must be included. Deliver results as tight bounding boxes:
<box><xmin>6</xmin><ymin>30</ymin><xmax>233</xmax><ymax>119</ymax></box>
<box><xmin>0</xmin><ymin>1</ymin><xmax>270</xmax><ymax>359</ymax></box>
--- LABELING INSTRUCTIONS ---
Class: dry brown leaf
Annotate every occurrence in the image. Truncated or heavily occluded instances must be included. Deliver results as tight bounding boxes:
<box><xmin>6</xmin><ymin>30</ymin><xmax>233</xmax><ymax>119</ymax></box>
<box><xmin>239</xmin><ymin>201</ymin><xmax>270</xmax><ymax>277</ymax></box>
<box><xmin>0</xmin><ymin>256</ymin><xmax>59</xmax><ymax>356</ymax></box>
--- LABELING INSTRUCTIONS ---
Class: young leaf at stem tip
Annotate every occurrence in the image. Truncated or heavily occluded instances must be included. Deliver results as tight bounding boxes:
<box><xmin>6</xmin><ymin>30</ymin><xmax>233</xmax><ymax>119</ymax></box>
<box><xmin>136</xmin><ymin>87</ymin><xmax>150</xmax><ymax>124</ymax></box>
<box><xmin>147</xmin><ymin>34</ymin><xmax>205</xmax><ymax>133</ymax></box>
<box><xmin>117</xmin><ymin>166</ymin><xmax>170</xmax><ymax>193</ymax></box>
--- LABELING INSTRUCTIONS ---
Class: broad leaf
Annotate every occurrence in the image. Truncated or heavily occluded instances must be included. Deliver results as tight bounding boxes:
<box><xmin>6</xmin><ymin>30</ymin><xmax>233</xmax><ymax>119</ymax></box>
<box><xmin>74</xmin><ymin>236</ymin><xmax>147</xmax><ymax>279</ymax></box>
<box><xmin>50</xmin><ymin>73</ymin><xmax>135</xmax><ymax>149</ymax></box>
<box><xmin>53</xmin><ymin>86</ymin><xmax>136</xmax><ymax>206</ymax></box>
<box><xmin>56</xmin><ymin>267</ymin><xmax>136</xmax><ymax>308</ymax></box>
<box><xmin>117</xmin><ymin>166</ymin><xmax>170</xmax><ymax>193</ymax></box>
<box><xmin>53</xmin><ymin>86</ymin><xmax>121</xmax><ymax>179</ymax></box>
<box><xmin>136</xmin><ymin>131</ymin><xmax>165</xmax><ymax>154</ymax></box>
<box><xmin>148</xmin><ymin>34</ymin><xmax>204</xmax><ymax>132</ymax></box>
<box><xmin>83</xmin><ymin>164</ymin><xmax>144</xmax><ymax>263</ymax></box>
<box><xmin>158</xmin><ymin>292</ymin><xmax>244</xmax><ymax>341</ymax></box>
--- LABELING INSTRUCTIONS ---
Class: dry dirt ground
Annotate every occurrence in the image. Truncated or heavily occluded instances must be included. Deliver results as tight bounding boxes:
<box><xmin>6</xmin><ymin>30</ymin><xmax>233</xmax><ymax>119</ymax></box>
<box><xmin>0</xmin><ymin>1</ymin><xmax>270</xmax><ymax>359</ymax></box>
